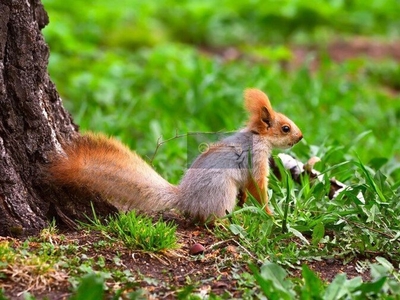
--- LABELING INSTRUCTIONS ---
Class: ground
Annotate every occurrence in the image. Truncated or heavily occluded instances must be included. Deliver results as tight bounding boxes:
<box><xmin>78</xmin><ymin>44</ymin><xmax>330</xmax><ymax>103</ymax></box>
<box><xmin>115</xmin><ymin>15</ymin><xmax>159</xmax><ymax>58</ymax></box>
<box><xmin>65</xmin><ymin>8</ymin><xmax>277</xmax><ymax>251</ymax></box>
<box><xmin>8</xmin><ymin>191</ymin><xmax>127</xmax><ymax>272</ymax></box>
<box><xmin>1</xmin><ymin>212</ymin><xmax>373</xmax><ymax>299</ymax></box>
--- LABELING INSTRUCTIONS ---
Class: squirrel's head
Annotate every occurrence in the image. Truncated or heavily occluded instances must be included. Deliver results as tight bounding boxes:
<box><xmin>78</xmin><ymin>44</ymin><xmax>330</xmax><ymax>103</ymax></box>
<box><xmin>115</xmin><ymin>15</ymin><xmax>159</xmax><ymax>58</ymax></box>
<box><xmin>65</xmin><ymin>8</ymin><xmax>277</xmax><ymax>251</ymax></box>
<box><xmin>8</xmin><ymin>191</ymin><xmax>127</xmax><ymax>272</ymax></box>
<box><xmin>244</xmin><ymin>88</ymin><xmax>303</xmax><ymax>149</ymax></box>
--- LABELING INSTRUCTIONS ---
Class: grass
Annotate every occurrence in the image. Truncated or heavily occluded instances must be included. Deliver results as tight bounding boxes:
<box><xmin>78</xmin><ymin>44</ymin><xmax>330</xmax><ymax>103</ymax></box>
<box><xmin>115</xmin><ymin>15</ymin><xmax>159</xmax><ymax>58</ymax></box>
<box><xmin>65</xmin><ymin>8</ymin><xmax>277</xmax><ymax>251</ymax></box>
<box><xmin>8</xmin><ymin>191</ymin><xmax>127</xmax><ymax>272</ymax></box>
<box><xmin>2</xmin><ymin>0</ymin><xmax>400</xmax><ymax>298</ymax></box>
<box><xmin>82</xmin><ymin>207</ymin><xmax>178</xmax><ymax>252</ymax></box>
<box><xmin>251</xmin><ymin>260</ymin><xmax>400</xmax><ymax>299</ymax></box>
<box><xmin>217</xmin><ymin>155</ymin><xmax>400</xmax><ymax>263</ymax></box>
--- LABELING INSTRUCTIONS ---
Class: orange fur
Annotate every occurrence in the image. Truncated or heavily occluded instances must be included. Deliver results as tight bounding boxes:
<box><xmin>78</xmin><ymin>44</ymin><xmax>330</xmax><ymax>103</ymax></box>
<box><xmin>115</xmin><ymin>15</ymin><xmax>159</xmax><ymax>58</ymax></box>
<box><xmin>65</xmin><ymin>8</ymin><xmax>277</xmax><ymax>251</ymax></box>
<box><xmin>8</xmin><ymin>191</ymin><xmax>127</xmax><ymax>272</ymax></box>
<box><xmin>245</xmin><ymin>178</ymin><xmax>272</xmax><ymax>215</ymax></box>
<box><xmin>244</xmin><ymin>88</ymin><xmax>275</xmax><ymax>135</ymax></box>
<box><xmin>244</xmin><ymin>88</ymin><xmax>273</xmax><ymax>114</ymax></box>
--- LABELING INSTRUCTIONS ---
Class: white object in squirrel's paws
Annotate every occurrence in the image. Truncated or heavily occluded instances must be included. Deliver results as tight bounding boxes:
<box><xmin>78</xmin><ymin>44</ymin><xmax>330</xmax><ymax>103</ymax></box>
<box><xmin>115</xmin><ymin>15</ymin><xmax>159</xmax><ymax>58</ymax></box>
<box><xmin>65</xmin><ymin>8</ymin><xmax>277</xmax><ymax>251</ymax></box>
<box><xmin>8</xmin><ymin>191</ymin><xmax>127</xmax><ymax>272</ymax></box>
<box><xmin>275</xmin><ymin>153</ymin><xmax>365</xmax><ymax>203</ymax></box>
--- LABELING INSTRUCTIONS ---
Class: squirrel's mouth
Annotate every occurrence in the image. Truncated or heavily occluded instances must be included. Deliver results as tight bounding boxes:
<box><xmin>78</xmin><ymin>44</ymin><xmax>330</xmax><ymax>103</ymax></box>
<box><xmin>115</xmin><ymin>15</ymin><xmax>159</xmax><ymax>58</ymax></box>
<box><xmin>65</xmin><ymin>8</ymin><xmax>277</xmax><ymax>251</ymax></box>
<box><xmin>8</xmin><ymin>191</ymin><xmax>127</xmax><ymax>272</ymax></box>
<box><xmin>288</xmin><ymin>138</ymin><xmax>303</xmax><ymax>147</ymax></box>
<box><xmin>290</xmin><ymin>135</ymin><xmax>303</xmax><ymax>147</ymax></box>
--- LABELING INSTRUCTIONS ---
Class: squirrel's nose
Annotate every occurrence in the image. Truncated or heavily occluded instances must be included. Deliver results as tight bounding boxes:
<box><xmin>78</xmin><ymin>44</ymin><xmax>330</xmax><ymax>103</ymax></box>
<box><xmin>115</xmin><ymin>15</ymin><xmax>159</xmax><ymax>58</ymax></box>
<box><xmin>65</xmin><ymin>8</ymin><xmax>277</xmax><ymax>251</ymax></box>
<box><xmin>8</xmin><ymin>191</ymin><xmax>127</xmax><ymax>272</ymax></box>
<box><xmin>298</xmin><ymin>134</ymin><xmax>303</xmax><ymax>142</ymax></box>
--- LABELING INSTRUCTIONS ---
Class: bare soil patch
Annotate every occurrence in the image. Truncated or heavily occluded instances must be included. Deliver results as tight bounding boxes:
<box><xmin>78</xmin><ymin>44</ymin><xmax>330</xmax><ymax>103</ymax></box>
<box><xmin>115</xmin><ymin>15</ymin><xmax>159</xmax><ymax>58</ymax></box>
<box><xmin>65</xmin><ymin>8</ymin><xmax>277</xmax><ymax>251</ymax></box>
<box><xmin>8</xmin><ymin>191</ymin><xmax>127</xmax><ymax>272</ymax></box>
<box><xmin>202</xmin><ymin>37</ymin><xmax>400</xmax><ymax>66</ymax></box>
<box><xmin>292</xmin><ymin>37</ymin><xmax>400</xmax><ymax>71</ymax></box>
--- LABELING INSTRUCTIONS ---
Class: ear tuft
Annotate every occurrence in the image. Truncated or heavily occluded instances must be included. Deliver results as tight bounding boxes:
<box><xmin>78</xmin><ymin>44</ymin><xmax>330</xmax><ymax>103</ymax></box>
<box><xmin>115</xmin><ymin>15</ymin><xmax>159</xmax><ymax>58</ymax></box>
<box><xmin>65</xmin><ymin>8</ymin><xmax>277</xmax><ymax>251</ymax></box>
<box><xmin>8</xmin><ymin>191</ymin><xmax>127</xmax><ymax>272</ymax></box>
<box><xmin>244</xmin><ymin>88</ymin><xmax>273</xmax><ymax>114</ymax></box>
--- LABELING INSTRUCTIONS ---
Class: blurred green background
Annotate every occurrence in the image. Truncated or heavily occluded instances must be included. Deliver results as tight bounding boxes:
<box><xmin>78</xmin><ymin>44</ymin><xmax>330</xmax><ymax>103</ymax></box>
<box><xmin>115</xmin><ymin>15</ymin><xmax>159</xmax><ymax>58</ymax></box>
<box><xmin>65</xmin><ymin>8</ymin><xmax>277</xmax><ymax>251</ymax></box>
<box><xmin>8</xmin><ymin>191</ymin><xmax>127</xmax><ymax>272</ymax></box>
<box><xmin>41</xmin><ymin>0</ymin><xmax>400</xmax><ymax>183</ymax></box>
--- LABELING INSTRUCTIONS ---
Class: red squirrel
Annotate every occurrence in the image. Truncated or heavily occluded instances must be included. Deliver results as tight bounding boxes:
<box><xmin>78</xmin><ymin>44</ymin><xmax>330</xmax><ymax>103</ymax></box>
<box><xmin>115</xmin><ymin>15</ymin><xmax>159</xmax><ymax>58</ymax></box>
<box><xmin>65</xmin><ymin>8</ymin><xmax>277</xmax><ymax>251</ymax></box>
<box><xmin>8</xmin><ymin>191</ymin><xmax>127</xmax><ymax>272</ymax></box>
<box><xmin>49</xmin><ymin>89</ymin><xmax>303</xmax><ymax>222</ymax></box>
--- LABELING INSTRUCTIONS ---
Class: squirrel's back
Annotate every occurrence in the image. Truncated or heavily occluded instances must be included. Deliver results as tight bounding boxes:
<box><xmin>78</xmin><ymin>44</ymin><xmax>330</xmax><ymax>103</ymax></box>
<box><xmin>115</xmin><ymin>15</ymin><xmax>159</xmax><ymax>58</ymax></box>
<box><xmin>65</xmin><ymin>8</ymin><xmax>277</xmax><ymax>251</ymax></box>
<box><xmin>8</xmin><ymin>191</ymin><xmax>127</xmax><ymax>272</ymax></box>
<box><xmin>48</xmin><ymin>133</ymin><xmax>178</xmax><ymax>212</ymax></box>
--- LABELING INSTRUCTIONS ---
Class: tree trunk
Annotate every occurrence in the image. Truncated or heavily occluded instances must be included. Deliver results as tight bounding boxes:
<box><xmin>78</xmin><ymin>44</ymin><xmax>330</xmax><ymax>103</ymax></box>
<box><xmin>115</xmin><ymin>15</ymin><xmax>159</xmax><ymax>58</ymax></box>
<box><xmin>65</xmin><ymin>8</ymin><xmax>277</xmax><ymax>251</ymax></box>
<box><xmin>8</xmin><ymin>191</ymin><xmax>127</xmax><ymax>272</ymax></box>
<box><xmin>0</xmin><ymin>0</ymin><xmax>117</xmax><ymax>237</ymax></box>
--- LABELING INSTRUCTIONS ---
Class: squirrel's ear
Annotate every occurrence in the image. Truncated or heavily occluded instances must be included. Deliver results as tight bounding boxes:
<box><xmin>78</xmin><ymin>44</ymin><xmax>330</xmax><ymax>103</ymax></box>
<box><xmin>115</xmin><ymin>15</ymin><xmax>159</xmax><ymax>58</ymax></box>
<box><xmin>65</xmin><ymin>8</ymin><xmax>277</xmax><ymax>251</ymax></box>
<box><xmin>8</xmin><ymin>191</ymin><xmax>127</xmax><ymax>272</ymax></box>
<box><xmin>244</xmin><ymin>88</ymin><xmax>275</xmax><ymax>124</ymax></box>
<box><xmin>261</xmin><ymin>106</ymin><xmax>273</xmax><ymax>128</ymax></box>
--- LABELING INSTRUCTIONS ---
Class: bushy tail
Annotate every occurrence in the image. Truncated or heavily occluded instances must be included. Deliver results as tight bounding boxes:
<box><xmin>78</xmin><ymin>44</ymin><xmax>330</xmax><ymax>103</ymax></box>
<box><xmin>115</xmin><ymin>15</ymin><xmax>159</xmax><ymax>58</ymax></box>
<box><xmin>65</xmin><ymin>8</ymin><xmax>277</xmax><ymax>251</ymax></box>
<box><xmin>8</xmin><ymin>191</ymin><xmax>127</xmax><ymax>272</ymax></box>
<box><xmin>48</xmin><ymin>133</ymin><xmax>179</xmax><ymax>212</ymax></box>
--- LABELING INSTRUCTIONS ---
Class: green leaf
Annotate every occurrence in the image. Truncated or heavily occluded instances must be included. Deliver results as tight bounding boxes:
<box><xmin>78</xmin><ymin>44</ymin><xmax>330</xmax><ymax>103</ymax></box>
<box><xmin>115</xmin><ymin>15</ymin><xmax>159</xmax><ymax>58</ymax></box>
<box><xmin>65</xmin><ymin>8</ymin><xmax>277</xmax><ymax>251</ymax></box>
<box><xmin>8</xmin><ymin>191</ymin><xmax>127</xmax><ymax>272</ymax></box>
<box><xmin>376</xmin><ymin>257</ymin><xmax>394</xmax><ymax>272</ymax></box>
<box><xmin>229</xmin><ymin>224</ymin><xmax>247</xmax><ymax>238</ymax></box>
<box><xmin>365</xmin><ymin>204</ymin><xmax>380</xmax><ymax>223</ymax></box>
<box><xmin>369</xmin><ymin>157</ymin><xmax>389</xmax><ymax>170</ymax></box>
<box><xmin>251</xmin><ymin>263</ymin><xmax>296</xmax><ymax>300</ymax></box>
<box><xmin>370</xmin><ymin>257</ymin><xmax>395</xmax><ymax>283</ymax></box>
<box><xmin>301</xmin><ymin>265</ymin><xmax>324</xmax><ymax>299</ymax></box>
<box><xmin>355</xmin><ymin>277</ymin><xmax>386</xmax><ymax>295</ymax></box>
<box><xmin>288</xmin><ymin>227</ymin><xmax>310</xmax><ymax>245</ymax></box>
<box><xmin>324</xmin><ymin>273</ymin><xmax>347</xmax><ymax>300</ymax></box>
<box><xmin>0</xmin><ymin>288</ymin><xmax>8</xmax><ymax>300</ymax></box>
<box><xmin>70</xmin><ymin>273</ymin><xmax>105</xmax><ymax>300</ymax></box>
<box><xmin>312</xmin><ymin>222</ymin><xmax>325</xmax><ymax>245</ymax></box>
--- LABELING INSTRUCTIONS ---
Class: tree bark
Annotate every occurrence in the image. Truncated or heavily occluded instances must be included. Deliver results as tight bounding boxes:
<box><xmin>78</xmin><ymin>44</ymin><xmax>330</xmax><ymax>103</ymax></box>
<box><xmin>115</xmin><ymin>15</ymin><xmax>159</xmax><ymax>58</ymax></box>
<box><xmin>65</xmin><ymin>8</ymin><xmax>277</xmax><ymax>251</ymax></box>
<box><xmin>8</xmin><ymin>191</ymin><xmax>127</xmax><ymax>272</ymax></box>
<box><xmin>0</xmin><ymin>0</ymin><xmax>116</xmax><ymax>237</ymax></box>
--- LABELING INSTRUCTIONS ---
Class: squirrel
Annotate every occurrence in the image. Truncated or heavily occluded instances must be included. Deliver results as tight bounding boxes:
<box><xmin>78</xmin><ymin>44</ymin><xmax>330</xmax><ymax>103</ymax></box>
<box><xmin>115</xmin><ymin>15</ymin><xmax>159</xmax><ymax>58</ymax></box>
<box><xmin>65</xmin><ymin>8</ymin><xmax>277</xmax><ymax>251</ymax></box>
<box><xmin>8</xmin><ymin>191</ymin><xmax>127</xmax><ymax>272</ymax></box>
<box><xmin>48</xmin><ymin>89</ymin><xmax>303</xmax><ymax>222</ymax></box>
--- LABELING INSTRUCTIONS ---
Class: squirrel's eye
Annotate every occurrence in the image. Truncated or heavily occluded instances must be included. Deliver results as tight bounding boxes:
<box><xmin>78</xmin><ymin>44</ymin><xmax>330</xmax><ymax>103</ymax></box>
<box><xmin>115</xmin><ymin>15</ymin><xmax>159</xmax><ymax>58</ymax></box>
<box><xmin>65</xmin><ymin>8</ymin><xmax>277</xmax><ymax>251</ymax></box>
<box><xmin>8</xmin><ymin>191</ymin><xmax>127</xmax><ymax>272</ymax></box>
<box><xmin>282</xmin><ymin>125</ymin><xmax>290</xmax><ymax>133</ymax></box>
